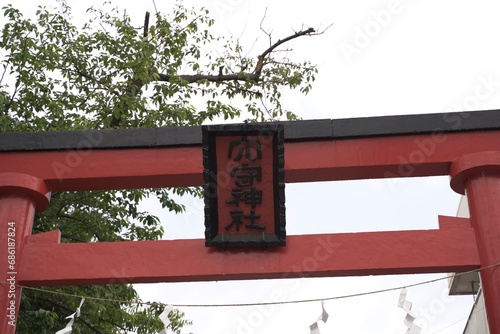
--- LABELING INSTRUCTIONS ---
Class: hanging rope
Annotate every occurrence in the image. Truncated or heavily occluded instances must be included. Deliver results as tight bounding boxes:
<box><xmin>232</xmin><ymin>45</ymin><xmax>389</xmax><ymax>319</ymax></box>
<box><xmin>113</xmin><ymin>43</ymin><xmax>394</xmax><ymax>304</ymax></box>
<box><xmin>1</xmin><ymin>262</ymin><xmax>498</xmax><ymax>308</ymax></box>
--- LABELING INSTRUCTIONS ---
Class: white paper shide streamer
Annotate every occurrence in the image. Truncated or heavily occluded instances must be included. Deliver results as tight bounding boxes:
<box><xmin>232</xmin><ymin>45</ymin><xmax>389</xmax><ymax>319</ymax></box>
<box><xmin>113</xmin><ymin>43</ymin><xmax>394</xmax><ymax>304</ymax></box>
<box><xmin>309</xmin><ymin>300</ymin><xmax>329</xmax><ymax>334</ymax></box>
<box><xmin>158</xmin><ymin>304</ymin><xmax>174</xmax><ymax>334</ymax></box>
<box><xmin>55</xmin><ymin>298</ymin><xmax>85</xmax><ymax>334</ymax></box>
<box><xmin>398</xmin><ymin>288</ymin><xmax>422</xmax><ymax>334</ymax></box>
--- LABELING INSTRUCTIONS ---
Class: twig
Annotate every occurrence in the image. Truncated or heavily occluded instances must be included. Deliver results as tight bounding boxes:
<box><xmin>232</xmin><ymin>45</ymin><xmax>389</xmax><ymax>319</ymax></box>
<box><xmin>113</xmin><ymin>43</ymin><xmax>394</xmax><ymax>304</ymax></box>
<box><xmin>151</xmin><ymin>0</ymin><xmax>158</xmax><ymax>14</ymax></box>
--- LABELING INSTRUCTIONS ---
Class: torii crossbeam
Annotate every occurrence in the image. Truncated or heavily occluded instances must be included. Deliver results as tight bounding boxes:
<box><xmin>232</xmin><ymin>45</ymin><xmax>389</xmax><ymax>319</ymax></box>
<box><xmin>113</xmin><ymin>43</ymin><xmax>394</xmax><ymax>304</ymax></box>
<box><xmin>2</xmin><ymin>109</ymin><xmax>500</xmax><ymax>333</ymax></box>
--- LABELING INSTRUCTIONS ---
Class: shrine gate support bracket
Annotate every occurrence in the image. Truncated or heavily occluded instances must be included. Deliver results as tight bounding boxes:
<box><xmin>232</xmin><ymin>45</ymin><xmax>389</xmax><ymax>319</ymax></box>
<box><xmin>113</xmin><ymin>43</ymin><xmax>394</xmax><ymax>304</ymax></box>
<box><xmin>2</xmin><ymin>109</ymin><xmax>500</xmax><ymax>333</ymax></box>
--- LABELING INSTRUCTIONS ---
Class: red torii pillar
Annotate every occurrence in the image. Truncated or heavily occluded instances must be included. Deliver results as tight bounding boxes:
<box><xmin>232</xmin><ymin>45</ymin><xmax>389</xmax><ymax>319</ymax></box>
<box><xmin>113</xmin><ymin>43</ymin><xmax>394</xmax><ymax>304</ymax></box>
<box><xmin>451</xmin><ymin>151</ymin><xmax>500</xmax><ymax>334</ymax></box>
<box><xmin>0</xmin><ymin>173</ymin><xmax>50</xmax><ymax>334</ymax></box>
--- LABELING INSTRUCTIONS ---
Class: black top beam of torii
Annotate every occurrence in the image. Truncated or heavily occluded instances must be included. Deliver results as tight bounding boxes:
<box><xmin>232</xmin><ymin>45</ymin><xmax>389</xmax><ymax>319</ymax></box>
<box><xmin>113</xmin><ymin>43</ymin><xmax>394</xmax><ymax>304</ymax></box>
<box><xmin>0</xmin><ymin>109</ymin><xmax>499</xmax><ymax>151</ymax></box>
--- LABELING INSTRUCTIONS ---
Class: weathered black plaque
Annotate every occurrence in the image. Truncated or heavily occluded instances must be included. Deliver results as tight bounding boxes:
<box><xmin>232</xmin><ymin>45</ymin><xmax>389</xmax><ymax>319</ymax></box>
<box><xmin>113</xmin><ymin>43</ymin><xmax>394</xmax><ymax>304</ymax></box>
<box><xmin>202</xmin><ymin>124</ymin><xmax>285</xmax><ymax>247</ymax></box>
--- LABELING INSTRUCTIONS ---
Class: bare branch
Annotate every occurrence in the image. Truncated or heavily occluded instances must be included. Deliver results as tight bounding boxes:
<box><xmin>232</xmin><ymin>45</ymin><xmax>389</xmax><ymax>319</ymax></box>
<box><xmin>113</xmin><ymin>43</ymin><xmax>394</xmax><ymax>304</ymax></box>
<box><xmin>157</xmin><ymin>27</ymin><xmax>317</xmax><ymax>85</ymax></box>
<box><xmin>151</xmin><ymin>0</ymin><xmax>158</xmax><ymax>14</ymax></box>
<box><xmin>253</xmin><ymin>27</ymin><xmax>315</xmax><ymax>76</ymax></box>
<box><xmin>259</xmin><ymin>8</ymin><xmax>272</xmax><ymax>47</ymax></box>
<box><xmin>315</xmin><ymin>23</ymin><xmax>334</xmax><ymax>35</ymax></box>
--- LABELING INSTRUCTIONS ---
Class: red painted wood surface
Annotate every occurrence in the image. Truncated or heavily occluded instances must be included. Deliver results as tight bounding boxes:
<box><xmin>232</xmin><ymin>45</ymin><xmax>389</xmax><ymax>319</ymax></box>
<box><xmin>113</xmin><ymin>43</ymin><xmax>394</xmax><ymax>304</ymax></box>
<box><xmin>18</xmin><ymin>216</ymin><xmax>479</xmax><ymax>286</ymax></box>
<box><xmin>1</xmin><ymin>130</ymin><xmax>500</xmax><ymax>191</ymax></box>
<box><xmin>450</xmin><ymin>152</ymin><xmax>500</xmax><ymax>334</ymax></box>
<box><xmin>0</xmin><ymin>174</ymin><xmax>50</xmax><ymax>334</ymax></box>
<box><xmin>2</xmin><ymin>129</ymin><xmax>500</xmax><ymax>332</ymax></box>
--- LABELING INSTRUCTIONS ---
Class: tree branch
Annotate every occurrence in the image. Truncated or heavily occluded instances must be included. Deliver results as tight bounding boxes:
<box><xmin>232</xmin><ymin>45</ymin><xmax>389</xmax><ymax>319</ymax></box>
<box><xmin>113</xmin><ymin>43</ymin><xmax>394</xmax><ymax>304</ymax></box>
<box><xmin>253</xmin><ymin>27</ymin><xmax>315</xmax><ymax>77</ymax></box>
<box><xmin>108</xmin><ymin>26</ymin><xmax>320</xmax><ymax>127</ymax></box>
<box><xmin>66</xmin><ymin>65</ymin><xmax>121</xmax><ymax>97</ymax></box>
<box><xmin>0</xmin><ymin>59</ymin><xmax>11</xmax><ymax>86</ymax></box>
<box><xmin>157</xmin><ymin>27</ymin><xmax>316</xmax><ymax>85</ymax></box>
<box><xmin>158</xmin><ymin>72</ymin><xmax>256</xmax><ymax>83</ymax></box>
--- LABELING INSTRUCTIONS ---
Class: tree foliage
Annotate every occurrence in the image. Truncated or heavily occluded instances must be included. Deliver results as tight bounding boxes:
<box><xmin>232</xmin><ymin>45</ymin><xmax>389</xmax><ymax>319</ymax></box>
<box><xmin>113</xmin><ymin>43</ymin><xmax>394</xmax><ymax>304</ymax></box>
<box><xmin>0</xmin><ymin>1</ymin><xmax>319</xmax><ymax>333</ymax></box>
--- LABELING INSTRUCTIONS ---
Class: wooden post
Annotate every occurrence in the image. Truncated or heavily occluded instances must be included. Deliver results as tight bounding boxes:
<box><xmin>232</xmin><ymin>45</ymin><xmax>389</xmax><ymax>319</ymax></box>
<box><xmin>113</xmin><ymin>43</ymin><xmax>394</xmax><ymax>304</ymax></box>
<box><xmin>451</xmin><ymin>151</ymin><xmax>500</xmax><ymax>334</ymax></box>
<box><xmin>0</xmin><ymin>173</ymin><xmax>50</xmax><ymax>333</ymax></box>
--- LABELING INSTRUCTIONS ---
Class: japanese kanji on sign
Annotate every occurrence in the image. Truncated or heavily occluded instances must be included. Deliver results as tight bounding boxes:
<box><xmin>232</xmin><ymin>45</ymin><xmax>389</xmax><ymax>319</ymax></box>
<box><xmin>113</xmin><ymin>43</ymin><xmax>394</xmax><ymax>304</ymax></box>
<box><xmin>202</xmin><ymin>123</ymin><xmax>286</xmax><ymax>247</ymax></box>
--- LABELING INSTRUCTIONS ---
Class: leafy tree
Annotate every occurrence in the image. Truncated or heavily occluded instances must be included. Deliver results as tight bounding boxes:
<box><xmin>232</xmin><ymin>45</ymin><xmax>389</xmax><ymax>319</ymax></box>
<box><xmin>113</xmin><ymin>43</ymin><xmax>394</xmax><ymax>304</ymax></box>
<box><xmin>0</xmin><ymin>0</ymin><xmax>320</xmax><ymax>333</ymax></box>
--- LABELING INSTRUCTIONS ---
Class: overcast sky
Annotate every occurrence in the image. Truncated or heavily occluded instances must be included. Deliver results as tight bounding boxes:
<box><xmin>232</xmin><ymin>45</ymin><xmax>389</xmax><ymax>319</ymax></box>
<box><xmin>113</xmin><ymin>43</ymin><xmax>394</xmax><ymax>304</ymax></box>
<box><xmin>13</xmin><ymin>0</ymin><xmax>500</xmax><ymax>333</ymax></box>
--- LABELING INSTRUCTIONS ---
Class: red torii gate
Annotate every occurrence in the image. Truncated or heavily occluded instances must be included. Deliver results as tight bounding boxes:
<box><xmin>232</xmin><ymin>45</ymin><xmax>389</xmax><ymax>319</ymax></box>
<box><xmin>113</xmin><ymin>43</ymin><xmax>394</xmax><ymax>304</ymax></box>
<box><xmin>1</xmin><ymin>109</ymin><xmax>500</xmax><ymax>333</ymax></box>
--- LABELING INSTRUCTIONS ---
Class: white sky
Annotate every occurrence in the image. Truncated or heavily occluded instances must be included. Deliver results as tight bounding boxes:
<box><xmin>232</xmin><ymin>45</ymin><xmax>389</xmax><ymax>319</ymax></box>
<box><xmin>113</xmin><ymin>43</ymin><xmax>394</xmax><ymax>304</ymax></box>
<box><xmin>12</xmin><ymin>0</ymin><xmax>500</xmax><ymax>333</ymax></box>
